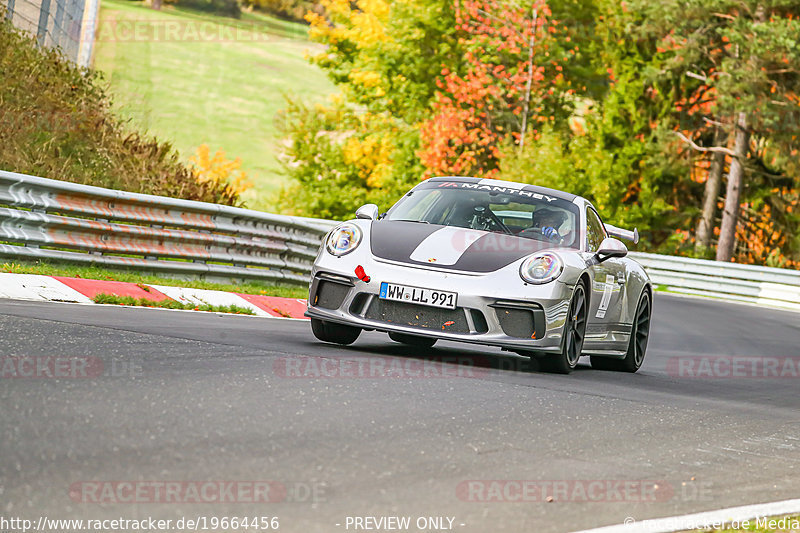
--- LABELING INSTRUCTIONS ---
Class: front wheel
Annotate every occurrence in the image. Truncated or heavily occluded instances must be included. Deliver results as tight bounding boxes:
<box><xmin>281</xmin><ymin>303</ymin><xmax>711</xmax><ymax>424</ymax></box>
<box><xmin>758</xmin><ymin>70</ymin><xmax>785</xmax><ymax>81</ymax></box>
<box><xmin>591</xmin><ymin>290</ymin><xmax>651</xmax><ymax>373</ymax></box>
<box><xmin>388</xmin><ymin>331</ymin><xmax>437</xmax><ymax>348</ymax></box>
<box><xmin>540</xmin><ymin>282</ymin><xmax>587</xmax><ymax>374</ymax></box>
<box><xmin>310</xmin><ymin>318</ymin><xmax>361</xmax><ymax>345</ymax></box>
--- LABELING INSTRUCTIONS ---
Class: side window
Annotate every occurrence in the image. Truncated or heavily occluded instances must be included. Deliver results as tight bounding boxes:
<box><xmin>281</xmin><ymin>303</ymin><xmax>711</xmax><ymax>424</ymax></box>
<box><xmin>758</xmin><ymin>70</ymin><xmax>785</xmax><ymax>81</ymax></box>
<box><xmin>586</xmin><ymin>207</ymin><xmax>607</xmax><ymax>252</ymax></box>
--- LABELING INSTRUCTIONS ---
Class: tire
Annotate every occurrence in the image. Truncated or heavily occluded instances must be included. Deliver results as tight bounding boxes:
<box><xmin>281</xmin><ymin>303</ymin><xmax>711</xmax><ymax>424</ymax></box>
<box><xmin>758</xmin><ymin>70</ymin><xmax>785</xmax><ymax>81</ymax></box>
<box><xmin>388</xmin><ymin>331</ymin><xmax>437</xmax><ymax>348</ymax></box>
<box><xmin>540</xmin><ymin>282</ymin><xmax>587</xmax><ymax>374</ymax></box>
<box><xmin>590</xmin><ymin>290</ymin><xmax>651</xmax><ymax>373</ymax></box>
<box><xmin>310</xmin><ymin>318</ymin><xmax>361</xmax><ymax>346</ymax></box>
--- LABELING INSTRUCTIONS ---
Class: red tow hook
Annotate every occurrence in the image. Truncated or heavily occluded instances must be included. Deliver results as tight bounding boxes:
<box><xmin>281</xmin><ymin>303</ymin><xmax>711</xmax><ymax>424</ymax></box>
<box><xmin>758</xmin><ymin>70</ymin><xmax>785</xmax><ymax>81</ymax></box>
<box><xmin>355</xmin><ymin>265</ymin><xmax>371</xmax><ymax>283</ymax></box>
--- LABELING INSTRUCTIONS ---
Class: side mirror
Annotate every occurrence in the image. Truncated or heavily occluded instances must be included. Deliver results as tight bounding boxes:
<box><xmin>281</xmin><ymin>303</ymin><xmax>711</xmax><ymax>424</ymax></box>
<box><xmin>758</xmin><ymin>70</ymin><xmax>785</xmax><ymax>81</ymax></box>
<box><xmin>355</xmin><ymin>204</ymin><xmax>379</xmax><ymax>220</ymax></box>
<box><xmin>595</xmin><ymin>237</ymin><xmax>628</xmax><ymax>263</ymax></box>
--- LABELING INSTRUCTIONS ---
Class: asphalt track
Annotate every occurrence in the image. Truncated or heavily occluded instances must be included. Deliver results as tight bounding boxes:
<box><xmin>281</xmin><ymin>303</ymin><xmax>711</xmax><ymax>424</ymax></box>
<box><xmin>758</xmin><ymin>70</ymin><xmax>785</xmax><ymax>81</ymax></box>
<box><xmin>1</xmin><ymin>294</ymin><xmax>799</xmax><ymax>533</ymax></box>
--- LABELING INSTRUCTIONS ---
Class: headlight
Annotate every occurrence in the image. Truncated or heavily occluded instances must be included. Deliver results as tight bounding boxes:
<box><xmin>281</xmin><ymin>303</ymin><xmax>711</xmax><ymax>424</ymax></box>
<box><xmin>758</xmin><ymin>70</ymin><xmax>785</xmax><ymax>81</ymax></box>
<box><xmin>325</xmin><ymin>223</ymin><xmax>362</xmax><ymax>257</ymax></box>
<box><xmin>519</xmin><ymin>252</ymin><xmax>563</xmax><ymax>284</ymax></box>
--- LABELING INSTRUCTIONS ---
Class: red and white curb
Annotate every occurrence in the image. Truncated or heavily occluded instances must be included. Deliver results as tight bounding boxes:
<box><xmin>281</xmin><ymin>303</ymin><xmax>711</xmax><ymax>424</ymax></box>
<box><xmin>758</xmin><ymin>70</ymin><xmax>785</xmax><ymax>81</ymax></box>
<box><xmin>0</xmin><ymin>273</ymin><xmax>308</xmax><ymax>319</ymax></box>
<box><xmin>572</xmin><ymin>497</ymin><xmax>800</xmax><ymax>533</ymax></box>
<box><xmin>0</xmin><ymin>273</ymin><xmax>94</xmax><ymax>303</ymax></box>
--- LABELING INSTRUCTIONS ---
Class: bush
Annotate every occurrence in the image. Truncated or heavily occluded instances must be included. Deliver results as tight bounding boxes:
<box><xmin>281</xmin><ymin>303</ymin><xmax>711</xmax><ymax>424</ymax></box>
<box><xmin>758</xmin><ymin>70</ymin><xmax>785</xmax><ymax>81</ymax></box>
<box><xmin>0</xmin><ymin>10</ymin><xmax>241</xmax><ymax>205</ymax></box>
<box><xmin>276</xmin><ymin>98</ymin><xmax>423</xmax><ymax>220</ymax></box>
<box><xmin>189</xmin><ymin>144</ymin><xmax>252</xmax><ymax>197</ymax></box>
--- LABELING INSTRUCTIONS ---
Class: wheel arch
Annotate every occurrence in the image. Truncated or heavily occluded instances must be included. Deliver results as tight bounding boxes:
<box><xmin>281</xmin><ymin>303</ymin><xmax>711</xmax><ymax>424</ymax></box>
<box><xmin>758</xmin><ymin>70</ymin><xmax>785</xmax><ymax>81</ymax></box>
<box><xmin>578</xmin><ymin>271</ymin><xmax>592</xmax><ymax>308</ymax></box>
<box><xmin>640</xmin><ymin>282</ymin><xmax>653</xmax><ymax>307</ymax></box>
<box><xmin>628</xmin><ymin>283</ymin><xmax>653</xmax><ymax>336</ymax></box>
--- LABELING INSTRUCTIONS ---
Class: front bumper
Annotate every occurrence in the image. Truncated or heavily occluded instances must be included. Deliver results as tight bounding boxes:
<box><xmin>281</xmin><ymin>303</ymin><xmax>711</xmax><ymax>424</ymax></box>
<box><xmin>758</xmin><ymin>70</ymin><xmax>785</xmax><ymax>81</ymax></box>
<box><xmin>305</xmin><ymin>250</ymin><xmax>576</xmax><ymax>354</ymax></box>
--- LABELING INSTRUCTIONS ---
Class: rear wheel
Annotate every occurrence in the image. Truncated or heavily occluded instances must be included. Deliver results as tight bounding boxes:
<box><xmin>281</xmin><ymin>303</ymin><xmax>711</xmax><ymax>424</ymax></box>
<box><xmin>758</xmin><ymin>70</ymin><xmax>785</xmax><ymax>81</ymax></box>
<box><xmin>388</xmin><ymin>331</ymin><xmax>437</xmax><ymax>348</ymax></box>
<box><xmin>540</xmin><ymin>282</ymin><xmax>587</xmax><ymax>374</ymax></box>
<box><xmin>591</xmin><ymin>291</ymin><xmax>651</xmax><ymax>373</ymax></box>
<box><xmin>310</xmin><ymin>318</ymin><xmax>361</xmax><ymax>346</ymax></box>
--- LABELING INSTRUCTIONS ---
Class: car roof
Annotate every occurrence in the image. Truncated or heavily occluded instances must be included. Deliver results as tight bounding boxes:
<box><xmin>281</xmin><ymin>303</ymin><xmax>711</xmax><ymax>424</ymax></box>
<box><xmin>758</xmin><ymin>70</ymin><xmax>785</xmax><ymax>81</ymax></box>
<box><xmin>426</xmin><ymin>176</ymin><xmax>578</xmax><ymax>202</ymax></box>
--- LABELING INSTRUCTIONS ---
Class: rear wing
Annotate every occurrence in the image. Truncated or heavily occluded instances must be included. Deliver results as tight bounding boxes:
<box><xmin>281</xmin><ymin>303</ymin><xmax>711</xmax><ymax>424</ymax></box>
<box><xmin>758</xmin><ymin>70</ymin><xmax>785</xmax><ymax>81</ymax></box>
<box><xmin>604</xmin><ymin>224</ymin><xmax>639</xmax><ymax>245</ymax></box>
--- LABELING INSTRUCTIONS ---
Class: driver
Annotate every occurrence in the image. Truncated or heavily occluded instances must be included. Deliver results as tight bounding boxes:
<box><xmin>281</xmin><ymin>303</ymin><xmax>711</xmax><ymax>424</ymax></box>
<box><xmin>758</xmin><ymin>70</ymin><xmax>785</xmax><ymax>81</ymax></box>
<box><xmin>533</xmin><ymin>208</ymin><xmax>567</xmax><ymax>241</ymax></box>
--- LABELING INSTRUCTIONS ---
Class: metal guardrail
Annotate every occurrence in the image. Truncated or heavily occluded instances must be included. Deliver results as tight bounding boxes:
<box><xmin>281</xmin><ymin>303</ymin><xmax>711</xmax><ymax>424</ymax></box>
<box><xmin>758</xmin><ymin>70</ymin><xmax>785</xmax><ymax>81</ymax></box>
<box><xmin>0</xmin><ymin>170</ymin><xmax>335</xmax><ymax>285</ymax></box>
<box><xmin>1</xmin><ymin>170</ymin><xmax>798</xmax><ymax>306</ymax></box>
<box><xmin>630</xmin><ymin>252</ymin><xmax>800</xmax><ymax>311</ymax></box>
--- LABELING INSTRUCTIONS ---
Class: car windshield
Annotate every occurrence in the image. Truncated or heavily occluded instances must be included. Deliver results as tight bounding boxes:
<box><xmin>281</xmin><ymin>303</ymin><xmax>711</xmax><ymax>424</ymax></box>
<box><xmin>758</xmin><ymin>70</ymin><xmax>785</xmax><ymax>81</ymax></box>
<box><xmin>386</xmin><ymin>182</ymin><xmax>581</xmax><ymax>249</ymax></box>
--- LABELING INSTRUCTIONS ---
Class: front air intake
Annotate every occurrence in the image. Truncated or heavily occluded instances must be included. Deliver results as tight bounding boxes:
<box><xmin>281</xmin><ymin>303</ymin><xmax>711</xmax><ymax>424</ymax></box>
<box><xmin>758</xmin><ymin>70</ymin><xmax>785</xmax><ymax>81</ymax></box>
<box><xmin>491</xmin><ymin>302</ymin><xmax>546</xmax><ymax>339</ymax></box>
<box><xmin>311</xmin><ymin>273</ymin><xmax>353</xmax><ymax>310</ymax></box>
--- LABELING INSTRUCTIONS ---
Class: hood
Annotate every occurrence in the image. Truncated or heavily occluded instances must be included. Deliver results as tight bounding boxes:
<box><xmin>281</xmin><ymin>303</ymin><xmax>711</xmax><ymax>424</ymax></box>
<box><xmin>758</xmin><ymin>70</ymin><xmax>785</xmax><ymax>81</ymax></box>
<box><xmin>369</xmin><ymin>220</ymin><xmax>559</xmax><ymax>273</ymax></box>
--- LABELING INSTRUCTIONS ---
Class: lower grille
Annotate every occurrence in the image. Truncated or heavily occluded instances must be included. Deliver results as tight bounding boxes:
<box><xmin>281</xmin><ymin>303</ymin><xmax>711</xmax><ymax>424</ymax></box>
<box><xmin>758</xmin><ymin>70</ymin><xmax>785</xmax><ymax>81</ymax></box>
<box><xmin>313</xmin><ymin>279</ymin><xmax>351</xmax><ymax>310</ymax></box>
<box><xmin>364</xmin><ymin>299</ymin><xmax>471</xmax><ymax>334</ymax></box>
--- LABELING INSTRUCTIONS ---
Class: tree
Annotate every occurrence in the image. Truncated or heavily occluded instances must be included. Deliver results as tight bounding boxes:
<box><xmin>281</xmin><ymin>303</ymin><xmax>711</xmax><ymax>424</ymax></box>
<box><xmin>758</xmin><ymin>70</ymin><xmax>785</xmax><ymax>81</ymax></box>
<box><xmin>278</xmin><ymin>0</ymin><xmax>471</xmax><ymax>218</ymax></box>
<box><xmin>716</xmin><ymin>112</ymin><xmax>750</xmax><ymax>261</ymax></box>
<box><xmin>418</xmin><ymin>0</ymin><xmax>578</xmax><ymax>177</ymax></box>
<box><xmin>276</xmin><ymin>97</ymin><xmax>423</xmax><ymax>219</ymax></box>
<box><xmin>306</xmin><ymin>0</ymin><xmax>468</xmax><ymax>123</ymax></box>
<box><xmin>636</xmin><ymin>0</ymin><xmax>800</xmax><ymax>261</ymax></box>
<box><xmin>695</xmin><ymin>127</ymin><xmax>727</xmax><ymax>255</ymax></box>
<box><xmin>500</xmin><ymin>0</ymin><xmax>698</xmax><ymax>252</ymax></box>
<box><xmin>280</xmin><ymin>0</ymin><xmax>800</xmax><ymax>267</ymax></box>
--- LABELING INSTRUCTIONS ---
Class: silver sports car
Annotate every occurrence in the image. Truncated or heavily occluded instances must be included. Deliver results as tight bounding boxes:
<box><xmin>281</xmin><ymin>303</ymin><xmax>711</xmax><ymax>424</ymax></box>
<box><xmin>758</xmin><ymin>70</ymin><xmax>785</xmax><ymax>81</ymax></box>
<box><xmin>305</xmin><ymin>177</ymin><xmax>652</xmax><ymax>374</ymax></box>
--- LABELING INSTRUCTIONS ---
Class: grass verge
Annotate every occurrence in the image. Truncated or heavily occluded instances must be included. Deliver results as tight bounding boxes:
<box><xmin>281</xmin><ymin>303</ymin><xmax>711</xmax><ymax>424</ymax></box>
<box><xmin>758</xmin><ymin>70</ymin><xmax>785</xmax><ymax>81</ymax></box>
<box><xmin>0</xmin><ymin>261</ymin><xmax>308</xmax><ymax>298</ymax></box>
<box><xmin>93</xmin><ymin>293</ymin><xmax>255</xmax><ymax>315</ymax></box>
<box><xmin>93</xmin><ymin>0</ymin><xmax>336</xmax><ymax>209</ymax></box>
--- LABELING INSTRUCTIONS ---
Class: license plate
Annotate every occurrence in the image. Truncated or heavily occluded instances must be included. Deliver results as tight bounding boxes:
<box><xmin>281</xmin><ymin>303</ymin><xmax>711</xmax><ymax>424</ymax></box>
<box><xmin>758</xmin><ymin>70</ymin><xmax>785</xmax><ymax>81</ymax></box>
<box><xmin>379</xmin><ymin>282</ymin><xmax>457</xmax><ymax>310</ymax></box>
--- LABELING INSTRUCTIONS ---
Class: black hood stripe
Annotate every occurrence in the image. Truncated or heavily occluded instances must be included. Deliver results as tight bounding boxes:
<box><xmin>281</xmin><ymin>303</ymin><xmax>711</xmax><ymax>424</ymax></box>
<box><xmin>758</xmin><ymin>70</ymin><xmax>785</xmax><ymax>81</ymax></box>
<box><xmin>370</xmin><ymin>221</ymin><xmax>563</xmax><ymax>273</ymax></box>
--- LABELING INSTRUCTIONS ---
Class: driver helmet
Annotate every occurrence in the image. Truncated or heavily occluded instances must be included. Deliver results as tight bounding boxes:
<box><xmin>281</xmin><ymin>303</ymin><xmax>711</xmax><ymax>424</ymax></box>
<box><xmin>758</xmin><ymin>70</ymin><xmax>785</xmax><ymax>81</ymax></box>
<box><xmin>533</xmin><ymin>208</ymin><xmax>567</xmax><ymax>229</ymax></box>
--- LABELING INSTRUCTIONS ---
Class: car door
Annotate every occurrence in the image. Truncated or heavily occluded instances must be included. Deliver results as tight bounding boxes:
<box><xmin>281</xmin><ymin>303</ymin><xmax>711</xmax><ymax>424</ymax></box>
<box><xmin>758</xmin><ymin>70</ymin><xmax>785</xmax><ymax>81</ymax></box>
<box><xmin>584</xmin><ymin>206</ymin><xmax>627</xmax><ymax>349</ymax></box>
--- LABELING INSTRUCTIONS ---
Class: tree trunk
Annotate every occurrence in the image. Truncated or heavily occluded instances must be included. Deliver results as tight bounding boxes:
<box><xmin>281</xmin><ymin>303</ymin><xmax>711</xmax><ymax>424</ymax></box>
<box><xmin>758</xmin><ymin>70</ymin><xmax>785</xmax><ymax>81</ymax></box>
<box><xmin>716</xmin><ymin>112</ymin><xmax>749</xmax><ymax>262</ymax></box>
<box><xmin>518</xmin><ymin>8</ymin><xmax>538</xmax><ymax>152</ymax></box>
<box><xmin>152</xmin><ymin>0</ymin><xmax>162</xmax><ymax>10</ymax></box>
<box><xmin>695</xmin><ymin>127</ymin><xmax>727</xmax><ymax>254</ymax></box>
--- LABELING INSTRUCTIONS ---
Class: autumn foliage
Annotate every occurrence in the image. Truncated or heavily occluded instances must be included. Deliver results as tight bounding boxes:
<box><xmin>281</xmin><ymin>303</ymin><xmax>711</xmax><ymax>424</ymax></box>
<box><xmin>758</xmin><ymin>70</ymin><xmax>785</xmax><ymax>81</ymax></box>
<box><xmin>643</xmin><ymin>0</ymin><xmax>800</xmax><ymax>266</ymax></box>
<box><xmin>419</xmin><ymin>0</ymin><xmax>570</xmax><ymax>178</ymax></box>
<box><xmin>280</xmin><ymin>0</ymin><xmax>800</xmax><ymax>268</ymax></box>
<box><xmin>189</xmin><ymin>145</ymin><xmax>253</xmax><ymax>199</ymax></box>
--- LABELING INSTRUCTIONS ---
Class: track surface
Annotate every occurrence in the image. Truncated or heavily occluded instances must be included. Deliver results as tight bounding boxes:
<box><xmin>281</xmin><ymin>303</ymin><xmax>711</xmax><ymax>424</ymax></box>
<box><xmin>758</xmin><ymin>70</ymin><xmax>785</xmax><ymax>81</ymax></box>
<box><xmin>1</xmin><ymin>294</ymin><xmax>799</xmax><ymax>532</ymax></box>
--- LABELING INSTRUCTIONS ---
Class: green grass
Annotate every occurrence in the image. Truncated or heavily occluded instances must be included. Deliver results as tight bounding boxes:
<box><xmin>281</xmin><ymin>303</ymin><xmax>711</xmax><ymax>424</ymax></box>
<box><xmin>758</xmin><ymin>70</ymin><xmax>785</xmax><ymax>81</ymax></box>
<box><xmin>93</xmin><ymin>293</ymin><xmax>255</xmax><ymax>314</ymax></box>
<box><xmin>93</xmin><ymin>0</ymin><xmax>335</xmax><ymax>209</ymax></box>
<box><xmin>0</xmin><ymin>261</ymin><xmax>308</xmax><ymax>298</ymax></box>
